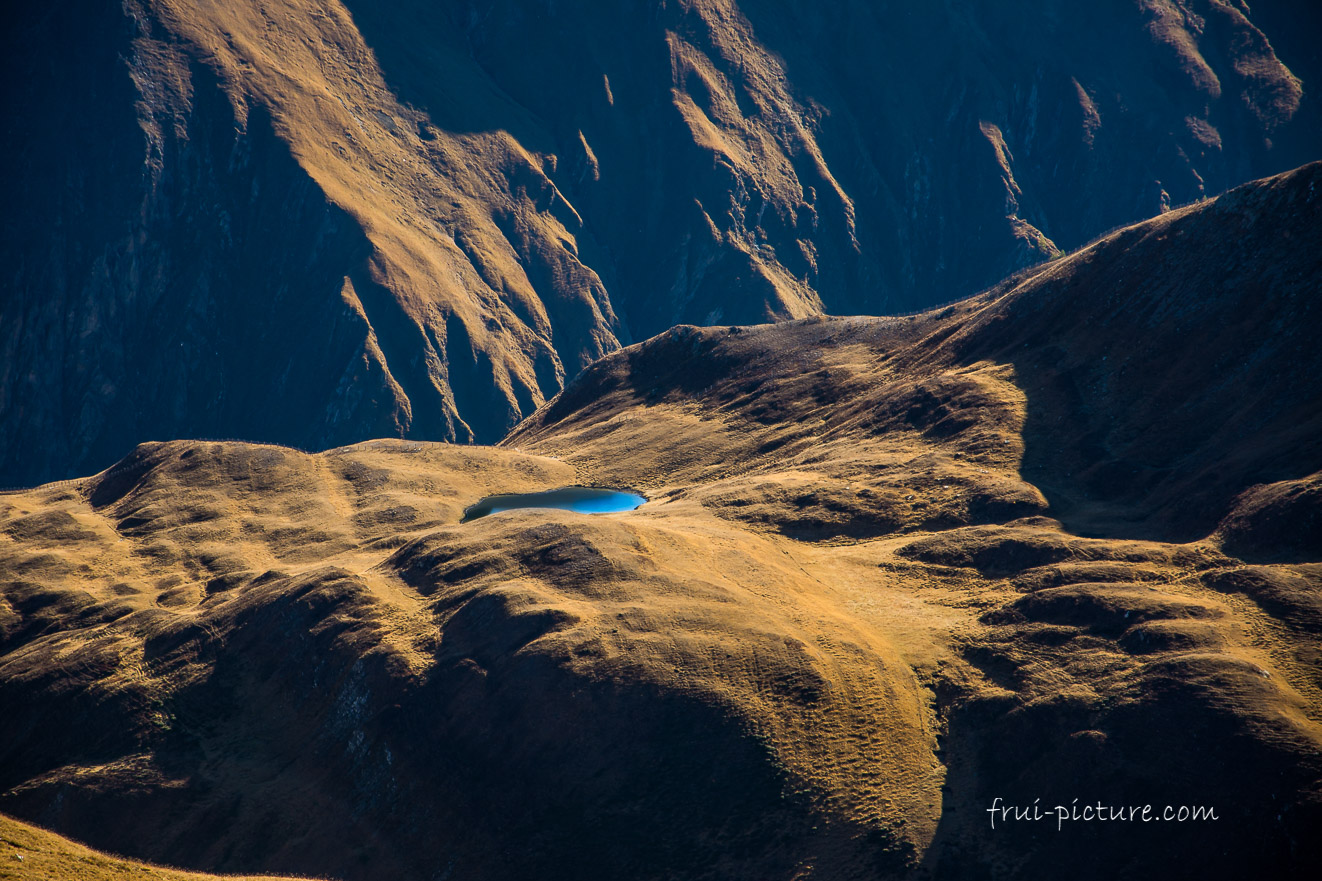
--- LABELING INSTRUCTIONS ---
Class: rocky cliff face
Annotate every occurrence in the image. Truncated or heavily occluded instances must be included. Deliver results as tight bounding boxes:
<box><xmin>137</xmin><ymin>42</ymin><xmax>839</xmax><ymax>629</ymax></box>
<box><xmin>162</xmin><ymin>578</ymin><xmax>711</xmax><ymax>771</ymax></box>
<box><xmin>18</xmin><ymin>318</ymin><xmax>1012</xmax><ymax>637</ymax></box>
<box><xmin>2</xmin><ymin>0</ymin><xmax>1317</xmax><ymax>485</ymax></box>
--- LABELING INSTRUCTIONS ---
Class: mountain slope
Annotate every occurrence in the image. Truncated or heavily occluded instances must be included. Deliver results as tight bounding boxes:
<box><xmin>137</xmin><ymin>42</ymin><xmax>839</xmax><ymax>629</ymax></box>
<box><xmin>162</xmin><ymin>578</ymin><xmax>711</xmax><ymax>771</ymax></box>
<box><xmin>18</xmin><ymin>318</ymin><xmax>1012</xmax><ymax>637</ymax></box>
<box><xmin>513</xmin><ymin>162</ymin><xmax>1322</xmax><ymax>549</ymax></box>
<box><xmin>0</xmin><ymin>812</ymin><xmax>318</xmax><ymax>881</ymax></box>
<box><xmin>1</xmin><ymin>164</ymin><xmax>1319</xmax><ymax>880</ymax></box>
<box><xmin>3</xmin><ymin>0</ymin><xmax>1319</xmax><ymax>486</ymax></box>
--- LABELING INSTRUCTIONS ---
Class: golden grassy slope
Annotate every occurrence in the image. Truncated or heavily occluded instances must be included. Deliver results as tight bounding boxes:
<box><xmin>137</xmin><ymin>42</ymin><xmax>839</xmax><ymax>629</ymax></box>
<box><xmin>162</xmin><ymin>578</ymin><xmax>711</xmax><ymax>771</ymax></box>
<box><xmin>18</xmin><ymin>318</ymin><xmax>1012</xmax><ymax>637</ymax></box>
<box><xmin>139</xmin><ymin>0</ymin><xmax>626</xmax><ymax>441</ymax></box>
<box><xmin>112</xmin><ymin>0</ymin><xmax>1315</xmax><ymax>444</ymax></box>
<box><xmin>132</xmin><ymin>0</ymin><xmax>829</xmax><ymax>437</ymax></box>
<box><xmin>1</xmin><ymin>166</ymin><xmax>1320</xmax><ymax>880</ymax></box>
<box><xmin>5</xmin><ymin>0</ymin><xmax>1316</xmax><ymax>489</ymax></box>
<box><xmin>505</xmin><ymin>162</ymin><xmax>1322</xmax><ymax>877</ymax></box>
<box><xmin>0</xmin><ymin>812</ymin><xmax>320</xmax><ymax>881</ymax></box>
<box><xmin>0</xmin><ymin>435</ymin><xmax>946</xmax><ymax>878</ymax></box>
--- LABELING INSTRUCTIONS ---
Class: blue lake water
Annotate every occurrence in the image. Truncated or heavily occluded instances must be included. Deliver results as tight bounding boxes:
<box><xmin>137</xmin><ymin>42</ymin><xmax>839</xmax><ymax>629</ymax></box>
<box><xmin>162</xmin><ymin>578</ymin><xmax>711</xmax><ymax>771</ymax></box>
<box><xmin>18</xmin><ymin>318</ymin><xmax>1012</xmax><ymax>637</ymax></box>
<box><xmin>461</xmin><ymin>487</ymin><xmax>647</xmax><ymax>522</ymax></box>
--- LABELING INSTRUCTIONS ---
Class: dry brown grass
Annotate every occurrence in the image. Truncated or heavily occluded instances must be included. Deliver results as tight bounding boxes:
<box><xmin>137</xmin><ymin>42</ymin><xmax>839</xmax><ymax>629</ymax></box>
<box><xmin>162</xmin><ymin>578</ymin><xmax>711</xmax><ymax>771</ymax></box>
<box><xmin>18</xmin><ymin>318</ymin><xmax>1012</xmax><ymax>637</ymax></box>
<box><xmin>0</xmin><ymin>813</ymin><xmax>323</xmax><ymax>881</ymax></box>
<box><xmin>1</xmin><ymin>166</ymin><xmax>1320</xmax><ymax>879</ymax></box>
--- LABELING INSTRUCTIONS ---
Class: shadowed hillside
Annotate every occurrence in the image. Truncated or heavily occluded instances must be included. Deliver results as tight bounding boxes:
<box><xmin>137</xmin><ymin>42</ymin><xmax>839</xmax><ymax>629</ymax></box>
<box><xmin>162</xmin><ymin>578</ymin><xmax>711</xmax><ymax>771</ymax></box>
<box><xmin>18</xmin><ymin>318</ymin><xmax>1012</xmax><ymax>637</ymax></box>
<box><xmin>1</xmin><ymin>164</ymin><xmax>1319</xmax><ymax>880</ymax></box>
<box><xmin>3</xmin><ymin>0</ymin><xmax>1319</xmax><ymax>486</ymax></box>
<box><xmin>0</xmin><ymin>813</ymin><xmax>320</xmax><ymax>881</ymax></box>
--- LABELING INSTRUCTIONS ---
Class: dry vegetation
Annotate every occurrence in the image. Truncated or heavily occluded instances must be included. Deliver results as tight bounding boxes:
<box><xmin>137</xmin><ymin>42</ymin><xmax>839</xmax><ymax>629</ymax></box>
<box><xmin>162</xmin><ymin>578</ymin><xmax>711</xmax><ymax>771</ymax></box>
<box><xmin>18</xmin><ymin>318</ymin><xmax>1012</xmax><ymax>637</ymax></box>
<box><xmin>5</xmin><ymin>0</ymin><xmax>1318</xmax><ymax>487</ymax></box>
<box><xmin>1</xmin><ymin>167</ymin><xmax>1319</xmax><ymax>879</ymax></box>
<box><xmin>0</xmin><ymin>813</ymin><xmax>321</xmax><ymax>881</ymax></box>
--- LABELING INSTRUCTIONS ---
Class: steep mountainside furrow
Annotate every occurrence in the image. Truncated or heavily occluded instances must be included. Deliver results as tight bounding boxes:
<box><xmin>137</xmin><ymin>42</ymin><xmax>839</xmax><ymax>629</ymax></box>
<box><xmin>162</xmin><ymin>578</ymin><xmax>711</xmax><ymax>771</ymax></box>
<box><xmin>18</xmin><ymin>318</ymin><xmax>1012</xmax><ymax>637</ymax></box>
<box><xmin>937</xmin><ymin>162</ymin><xmax>1322</xmax><ymax>544</ymax></box>
<box><xmin>2</xmin><ymin>0</ymin><xmax>1318</xmax><ymax>486</ymax></box>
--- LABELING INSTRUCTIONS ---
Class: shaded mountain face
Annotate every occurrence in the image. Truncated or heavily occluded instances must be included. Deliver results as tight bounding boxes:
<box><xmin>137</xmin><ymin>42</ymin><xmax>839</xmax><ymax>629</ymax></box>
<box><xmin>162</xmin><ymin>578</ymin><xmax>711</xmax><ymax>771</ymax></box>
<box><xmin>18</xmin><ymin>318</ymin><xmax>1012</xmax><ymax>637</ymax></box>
<box><xmin>1</xmin><ymin>0</ymin><xmax>1318</xmax><ymax>487</ymax></box>
<box><xmin>1</xmin><ymin>164</ymin><xmax>1319</xmax><ymax>881</ymax></box>
<box><xmin>0</xmin><ymin>813</ymin><xmax>323</xmax><ymax>881</ymax></box>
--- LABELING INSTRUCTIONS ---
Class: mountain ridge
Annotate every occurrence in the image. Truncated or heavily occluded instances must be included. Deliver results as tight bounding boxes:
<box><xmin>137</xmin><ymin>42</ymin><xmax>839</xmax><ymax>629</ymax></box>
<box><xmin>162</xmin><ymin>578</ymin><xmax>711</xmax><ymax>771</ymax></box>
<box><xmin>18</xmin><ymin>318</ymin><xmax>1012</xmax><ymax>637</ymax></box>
<box><xmin>3</xmin><ymin>0</ymin><xmax>1319</xmax><ymax>486</ymax></box>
